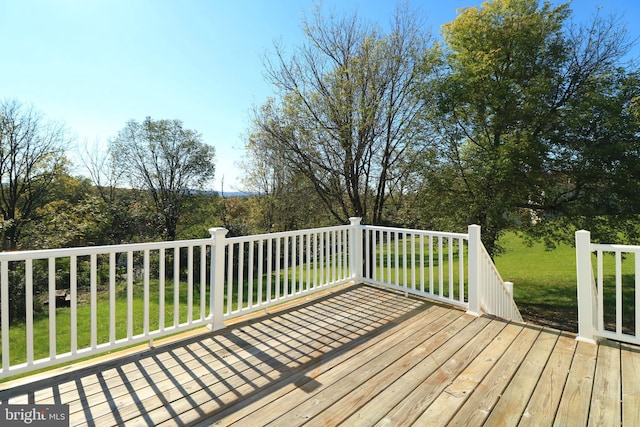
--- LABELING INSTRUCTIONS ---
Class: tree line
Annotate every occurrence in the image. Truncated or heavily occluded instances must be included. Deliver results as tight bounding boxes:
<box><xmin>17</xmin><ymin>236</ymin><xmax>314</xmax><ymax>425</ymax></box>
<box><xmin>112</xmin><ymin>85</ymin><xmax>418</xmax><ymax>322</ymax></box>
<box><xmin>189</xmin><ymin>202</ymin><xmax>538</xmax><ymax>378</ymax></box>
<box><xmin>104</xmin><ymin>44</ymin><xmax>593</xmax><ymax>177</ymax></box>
<box><xmin>1</xmin><ymin>0</ymin><xmax>638</xmax><ymax>259</ymax></box>
<box><xmin>244</xmin><ymin>0</ymin><xmax>640</xmax><ymax>256</ymax></box>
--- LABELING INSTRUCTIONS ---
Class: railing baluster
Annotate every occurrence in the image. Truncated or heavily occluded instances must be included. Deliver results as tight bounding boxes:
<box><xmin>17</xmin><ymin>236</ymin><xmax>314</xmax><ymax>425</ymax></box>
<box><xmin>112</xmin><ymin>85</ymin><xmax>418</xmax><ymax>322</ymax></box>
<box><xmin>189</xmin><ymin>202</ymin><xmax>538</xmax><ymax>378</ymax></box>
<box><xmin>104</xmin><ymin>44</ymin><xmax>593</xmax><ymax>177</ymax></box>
<box><xmin>26</xmin><ymin>259</ymin><xmax>34</xmax><ymax>364</ymax></box>
<box><xmin>187</xmin><ymin>246</ymin><xmax>193</xmax><ymax>324</ymax></box>
<box><xmin>200</xmin><ymin>244</ymin><xmax>206</xmax><ymax>320</ymax></box>
<box><xmin>395</xmin><ymin>232</ymin><xmax>400</xmax><ymax>286</ymax></box>
<box><xmin>411</xmin><ymin>234</ymin><xmax>416</xmax><ymax>291</ymax></box>
<box><xmin>284</xmin><ymin>236</ymin><xmax>289</xmax><ymax>296</ymax></box>
<box><xmin>90</xmin><ymin>254</ymin><xmax>97</xmax><ymax>349</ymax></box>
<box><xmin>144</xmin><ymin>250</ymin><xmax>150</xmax><ymax>335</ymax></box>
<box><xmin>48</xmin><ymin>257</ymin><xmax>56</xmax><ymax>359</ymax></box>
<box><xmin>402</xmin><ymin>233</ymin><xmax>407</xmax><ymax>290</ymax></box>
<box><xmin>386</xmin><ymin>231</ymin><xmax>391</xmax><ymax>285</ymax></box>
<box><xmin>239</xmin><ymin>242</ymin><xmax>245</xmax><ymax>310</ymax></box>
<box><xmin>128</xmin><ymin>250</ymin><xmax>134</xmax><ymax>337</ymax></box>
<box><xmin>459</xmin><ymin>237</ymin><xmax>464</xmax><ymax>303</ymax></box>
<box><xmin>429</xmin><ymin>236</ymin><xmax>434</xmax><ymax>295</ymax></box>
<box><xmin>312</xmin><ymin>233</ymin><xmax>318</xmax><ymax>289</ymax></box>
<box><xmin>299</xmin><ymin>234</ymin><xmax>305</xmax><ymax>292</ymax></box>
<box><xmin>159</xmin><ymin>248</ymin><xmax>165</xmax><ymax>331</ymax></box>
<box><xmin>248</xmin><ymin>241</ymin><xmax>254</xmax><ymax>308</ymax></box>
<box><xmin>1</xmin><ymin>261</ymin><xmax>9</xmax><ymax>371</ymax></box>
<box><xmin>275</xmin><ymin>237</ymin><xmax>281</xmax><ymax>300</ymax></box>
<box><xmin>438</xmin><ymin>236</ymin><xmax>444</xmax><ymax>297</ymax></box>
<box><xmin>291</xmin><ymin>236</ymin><xmax>296</xmax><ymax>294</ymax></box>
<box><xmin>258</xmin><ymin>239</ymin><xmax>264</xmax><ymax>305</ymax></box>
<box><xmin>306</xmin><ymin>233</ymin><xmax>311</xmax><ymax>291</ymax></box>
<box><xmin>72</xmin><ymin>256</ymin><xmax>80</xmax><ymax>345</ymax></box>
<box><xmin>447</xmin><ymin>237</ymin><xmax>455</xmax><ymax>299</ymax></box>
<box><xmin>173</xmin><ymin>248</ymin><xmax>179</xmax><ymax>328</ymax></box>
<box><xmin>420</xmin><ymin>234</ymin><xmax>425</xmax><ymax>293</ymax></box>
<box><xmin>597</xmin><ymin>250</ymin><xmax>604</xmax><ymax>332</ymax></box>
<box><xmin>616</xmin><ymin>250</ymin><xmax>622</xmax><ymax>335</ymax></box>
<box><xmin>316</xmin><ymin>233</ymin><xmax>321</xmax><ymax>288</ymax></box>
<box><xmin>227</xmin><ymin>242</ymin><xmax>233</xmax><ymax>313</ymax></box>
<box><xmin>267</xmin><ymin>238</ymin><xmax>273</xmax><ymax>302</ymax></box>
<box><xmin>337</xmin><ymin>230</ymin><xmax>342</xmax><ymax>280</ymax></box>
<box><xmin>109</xmin><ymin>253</ymin><xmax>116</xmax><ymax>344</ymax></box>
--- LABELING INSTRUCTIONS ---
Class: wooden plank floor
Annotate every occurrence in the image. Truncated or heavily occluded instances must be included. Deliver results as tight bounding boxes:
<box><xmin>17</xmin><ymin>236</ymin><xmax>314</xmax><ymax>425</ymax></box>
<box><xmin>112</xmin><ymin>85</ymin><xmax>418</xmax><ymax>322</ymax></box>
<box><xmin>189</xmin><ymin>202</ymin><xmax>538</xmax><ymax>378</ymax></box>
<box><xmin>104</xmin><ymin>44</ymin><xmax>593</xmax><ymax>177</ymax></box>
<box><xmin>0</xmin><ymin>283</ymin><xmax>639</xmax><ymax>426</ymax></box>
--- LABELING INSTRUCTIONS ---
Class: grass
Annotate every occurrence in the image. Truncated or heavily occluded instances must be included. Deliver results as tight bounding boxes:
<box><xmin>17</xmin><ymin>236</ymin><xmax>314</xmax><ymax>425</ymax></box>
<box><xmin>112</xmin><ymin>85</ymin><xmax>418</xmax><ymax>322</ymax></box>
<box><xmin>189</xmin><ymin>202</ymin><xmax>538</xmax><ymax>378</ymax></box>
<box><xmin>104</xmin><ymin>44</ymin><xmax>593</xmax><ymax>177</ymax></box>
<box><xmin>496</xmin><ymin>232</ymin><xmax>638</xmax><ymax>333</ymax></box>
<box><xmin>495</xmin><ymin>233</ymin><xmax>579</xmax><ymax>331</ymax></box>
<box><xmin>3</xmin><ymin>232</ymin><xmax>635</xmax><ymax>382</ymax></box>
<box><xmin>4</xmin><ymin>279</ymin><xmax>208</xmax><ymax>368</ymax></box>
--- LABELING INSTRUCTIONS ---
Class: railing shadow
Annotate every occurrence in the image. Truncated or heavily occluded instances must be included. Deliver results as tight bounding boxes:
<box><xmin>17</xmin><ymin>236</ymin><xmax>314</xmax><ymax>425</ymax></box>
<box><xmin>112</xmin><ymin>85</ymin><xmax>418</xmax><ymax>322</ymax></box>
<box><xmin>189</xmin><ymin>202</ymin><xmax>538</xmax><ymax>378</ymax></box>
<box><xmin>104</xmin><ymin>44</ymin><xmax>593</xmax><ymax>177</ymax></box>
<box><xmin>0</xmin><ymin>284</ymin><xmax>437</xmax><ymax>426</ymax></box>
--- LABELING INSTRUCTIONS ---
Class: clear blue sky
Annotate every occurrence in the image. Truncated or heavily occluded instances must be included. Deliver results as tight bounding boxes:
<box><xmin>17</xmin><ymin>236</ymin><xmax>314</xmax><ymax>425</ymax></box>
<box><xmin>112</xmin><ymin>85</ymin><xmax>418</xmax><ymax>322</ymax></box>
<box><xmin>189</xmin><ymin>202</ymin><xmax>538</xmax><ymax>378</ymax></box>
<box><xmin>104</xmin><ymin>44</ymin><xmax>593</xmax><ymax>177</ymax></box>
<box><xmin>1</xmin><ymin>0</ymin><xmax>638</xmax><ymax>192</ymax></box>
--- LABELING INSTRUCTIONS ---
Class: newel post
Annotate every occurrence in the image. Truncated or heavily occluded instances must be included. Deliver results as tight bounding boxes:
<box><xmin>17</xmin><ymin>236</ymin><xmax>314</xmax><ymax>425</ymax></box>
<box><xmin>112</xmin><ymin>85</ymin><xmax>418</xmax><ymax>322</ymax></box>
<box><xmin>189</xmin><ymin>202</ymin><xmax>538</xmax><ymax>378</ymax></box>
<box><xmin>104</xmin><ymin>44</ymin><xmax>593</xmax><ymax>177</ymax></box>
<box><xmin>349</xmin><ymin>217</ymin><xmax>363</xmax><ymax>282</ymax></box>
<box><xmin>576</xmin><ymin>230</ymin><xmax>596</xmax><ymax>343</ymax></box>
<box><xmin>467</xmin><ymin>225</ymin><xmax>482</xmax><ymax>317</ymax></box>
<box><xmin>209</xmin><ymin>227</ymin><xmax>228</xmax><ymax>331</ymax></box>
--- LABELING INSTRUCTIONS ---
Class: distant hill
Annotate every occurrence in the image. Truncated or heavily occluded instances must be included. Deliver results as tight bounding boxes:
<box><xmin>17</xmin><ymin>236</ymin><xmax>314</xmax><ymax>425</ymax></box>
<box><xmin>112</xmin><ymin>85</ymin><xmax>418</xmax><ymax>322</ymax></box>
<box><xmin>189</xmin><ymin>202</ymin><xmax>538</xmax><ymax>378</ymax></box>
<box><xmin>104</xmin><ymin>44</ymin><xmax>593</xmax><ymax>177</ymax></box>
<box><xmin>219</xmin><ymin>191</ymin><xmax>254</xmax><ymax>197</ymax></box>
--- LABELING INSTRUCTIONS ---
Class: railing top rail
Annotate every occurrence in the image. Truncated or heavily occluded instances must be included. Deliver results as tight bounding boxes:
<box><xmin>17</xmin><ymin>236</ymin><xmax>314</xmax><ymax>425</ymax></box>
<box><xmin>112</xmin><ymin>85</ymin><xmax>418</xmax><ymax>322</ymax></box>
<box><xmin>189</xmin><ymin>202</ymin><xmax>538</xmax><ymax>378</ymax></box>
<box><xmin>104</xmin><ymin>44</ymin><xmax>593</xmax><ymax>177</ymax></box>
<box><xmin>224</xmin><ymin>224</ymin><xmax>353</xmax><ymax>245</ymax></box>
<box><xmin>361</xmin><ymin>225</ymin><xmax>468</xmax><ymax>240</ymax></box>
<box><xmin>0</xmin><ymin>237</ymin><xmax>215</xmax><ymax>261</ymax></box>
<box><xmin>591</xmin><ymin>243</ymin><xmax>640</xmax><ymax>253</ymax></box>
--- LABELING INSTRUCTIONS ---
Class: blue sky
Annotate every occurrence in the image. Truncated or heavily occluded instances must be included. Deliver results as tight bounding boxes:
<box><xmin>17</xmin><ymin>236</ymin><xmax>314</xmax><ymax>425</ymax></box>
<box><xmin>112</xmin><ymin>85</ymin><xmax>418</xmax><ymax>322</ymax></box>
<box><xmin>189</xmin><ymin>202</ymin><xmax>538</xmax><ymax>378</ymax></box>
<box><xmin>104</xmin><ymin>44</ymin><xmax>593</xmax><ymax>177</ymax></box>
<box><xmin>1</xmin><ymin>0</ymin><xmax>638</xmax><ymax>192</ymax></box>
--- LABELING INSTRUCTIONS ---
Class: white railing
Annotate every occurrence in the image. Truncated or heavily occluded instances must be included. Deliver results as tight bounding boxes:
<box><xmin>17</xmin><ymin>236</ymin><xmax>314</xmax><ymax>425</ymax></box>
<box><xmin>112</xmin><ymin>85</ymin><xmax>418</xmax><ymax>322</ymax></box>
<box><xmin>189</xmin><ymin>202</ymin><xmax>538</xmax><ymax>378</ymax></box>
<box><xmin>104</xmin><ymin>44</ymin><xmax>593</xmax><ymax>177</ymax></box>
<box><xmin>0</xmin><ymin>238</ymin><xmax>216</xmax><ymax>379</ymax></box>
<box><xmin>476</xmin><ymin>242</ymin><xmax>522</xmax><ymax>321</ymax></box>
<box><xmin>576</xmin><ymin>230</ymin><xmax>640</xmax><ymax>345</ymax></box>
<box><xmin>361</xmin><ymin>225</ymin><xmax>469</xmax><ymax>309</ymax></box>
<box><xmin>358</xmin><ymin>223</ymin><xmax>522</xmax><ymax>321</ymax></box>
<box><xmin>0</xmin><ymin>220</ymin><xmax>519</xmax><ymax>379</ymax></box>
<box><xmin>218</xmin><ymin>224</ymin><xmax>353</xmax><ymax>322</ymax></box>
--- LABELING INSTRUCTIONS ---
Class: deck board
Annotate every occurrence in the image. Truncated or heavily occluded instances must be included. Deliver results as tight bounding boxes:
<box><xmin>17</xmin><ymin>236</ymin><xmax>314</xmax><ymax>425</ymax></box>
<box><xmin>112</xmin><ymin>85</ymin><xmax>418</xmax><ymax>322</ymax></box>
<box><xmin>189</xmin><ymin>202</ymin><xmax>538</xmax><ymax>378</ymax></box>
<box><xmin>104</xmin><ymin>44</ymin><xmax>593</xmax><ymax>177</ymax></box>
<box><xmin>589</xmin><ymin>340</ymin><xmax>621</xmax><ymax>427</ymax></box>
<box><xmin>483</xmin><ymin>327</ymin><xmax>560</xmax><ymax>426</ymax></box>
<box><xmin>622</xmin><ymin>343</ymin><xmax>640</xmax><ymax>425</ymax></box>
<box><xmin>519</xmin><ymin>332</ymin><xmax>577</xmax><ymax>426</ymax></box>
<box><xmin>0</xmin><ymin>283</ymin><xmax>638</xmax><ymax>426</ymax></box>
<box><xmin>555</xmin><ymin>339</ymin><xmax>598</xmax><ymax>426</ymax></box>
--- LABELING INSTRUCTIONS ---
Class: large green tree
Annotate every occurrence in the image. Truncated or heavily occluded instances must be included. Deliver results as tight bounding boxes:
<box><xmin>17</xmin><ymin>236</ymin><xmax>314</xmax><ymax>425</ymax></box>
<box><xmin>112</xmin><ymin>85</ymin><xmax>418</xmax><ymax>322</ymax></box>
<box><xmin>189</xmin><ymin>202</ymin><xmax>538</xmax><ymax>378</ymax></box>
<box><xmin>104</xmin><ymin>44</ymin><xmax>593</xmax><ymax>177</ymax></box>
<box><xmin>418</xmin><ymin>0</ymin><xmax>638</xmax><ymax>255</ymax></box>
<box><xmin>110</xmin><ymin>117</ymin><xmax>216</xmax><ymax>240</ymax></box>
<box><xmin>249</xmin><ymin>3</ymin><xmax>438</xmax><ymax>225</ymax></box>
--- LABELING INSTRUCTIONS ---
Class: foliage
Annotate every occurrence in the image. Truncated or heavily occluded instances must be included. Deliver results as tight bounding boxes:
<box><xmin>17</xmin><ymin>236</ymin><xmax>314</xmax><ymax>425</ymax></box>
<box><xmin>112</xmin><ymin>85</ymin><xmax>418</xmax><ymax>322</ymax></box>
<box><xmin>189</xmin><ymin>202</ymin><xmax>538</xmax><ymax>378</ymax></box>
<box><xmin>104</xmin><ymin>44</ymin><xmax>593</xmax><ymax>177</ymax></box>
<box><xmin>110</xmin><ymin>117</ymin><xmax>216</xmax><ymax>240</ymax></box>
<box><xmin>0</xmin><ymin>99</ymin><xmax>70</xmax><ymax>251</ymax></box>
<box><xmin>416</xmin><ymin>0</ymin><xmax>638</xmax><ymax>256</ymax></box>
<box><xmin>248</xmin><ymin>3</ymin><xmax>437</xmax><ymax>226</ymax></box>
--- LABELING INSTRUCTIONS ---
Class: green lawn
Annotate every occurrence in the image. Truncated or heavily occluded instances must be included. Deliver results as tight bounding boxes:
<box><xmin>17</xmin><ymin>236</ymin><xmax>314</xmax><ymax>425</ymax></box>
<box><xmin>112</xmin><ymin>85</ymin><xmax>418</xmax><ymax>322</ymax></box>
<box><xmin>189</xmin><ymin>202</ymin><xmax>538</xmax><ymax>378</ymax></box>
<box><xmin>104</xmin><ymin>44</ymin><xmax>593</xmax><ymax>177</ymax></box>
<box><xmin>4</xmin><ymin>279</ymin><xmax>208</xmax><ymax>369</ymax></box>
<box><xmin>494</xmin><ymin>233</ymin><xmax>579</xmax><ymax>331</ymax></box>
<box><xmin>495</xmin><ymin>232</ymin><xmax>637</xmax><ymax>333</ymax></box>
<box><xmin>2</xmin><ymin>232</ymin><xmax>635</xmax><ymax>382</ymax></box>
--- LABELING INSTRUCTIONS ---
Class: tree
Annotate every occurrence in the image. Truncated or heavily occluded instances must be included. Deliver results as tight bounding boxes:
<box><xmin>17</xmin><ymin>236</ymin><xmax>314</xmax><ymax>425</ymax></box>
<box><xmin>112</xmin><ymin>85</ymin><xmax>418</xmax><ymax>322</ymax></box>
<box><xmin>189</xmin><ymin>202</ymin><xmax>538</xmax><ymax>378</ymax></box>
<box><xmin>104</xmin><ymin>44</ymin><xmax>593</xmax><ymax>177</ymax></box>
<box><xmin>110</xmin><ymin>117</ymin><xmax>216</xmax><ymax>240</ymax></box>
<box><xmin>243</xmin><ymin>108</ymin><xmax>334</xmax><ymax>233</ymax></box>
<box><xmin>420</xmin><ymin>0</ymin><xmax>637</xmax><ymax>256</ymax></box>
<box><xmin>84</xmin><ymin>140</ymin><xmax>156</xmax><ymax>244</ymax></box>
<box><xmin>0</xmin><ymin>99</ymin><xmax>69</xmax><ymax>250</ymax></box>
<box><xmin>250</xmin><ymin>3</ymin><xmax>437</xmax><ymax>225</ymax></box>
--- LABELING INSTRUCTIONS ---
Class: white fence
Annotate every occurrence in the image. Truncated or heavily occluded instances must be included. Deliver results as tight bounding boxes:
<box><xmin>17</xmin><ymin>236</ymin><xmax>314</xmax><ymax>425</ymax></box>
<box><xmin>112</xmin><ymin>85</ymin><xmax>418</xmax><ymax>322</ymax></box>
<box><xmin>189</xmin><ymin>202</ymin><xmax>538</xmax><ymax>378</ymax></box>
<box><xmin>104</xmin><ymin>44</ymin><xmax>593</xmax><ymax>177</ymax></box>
<box><xmin>0</xmin><ymin>219</ymin><xmax>520</xmax><ymax>379</ymax></box>
<box><xmin>576</xmin><ymin>230</ymin><xmax>640</xmax><ymax>345</ymax></box>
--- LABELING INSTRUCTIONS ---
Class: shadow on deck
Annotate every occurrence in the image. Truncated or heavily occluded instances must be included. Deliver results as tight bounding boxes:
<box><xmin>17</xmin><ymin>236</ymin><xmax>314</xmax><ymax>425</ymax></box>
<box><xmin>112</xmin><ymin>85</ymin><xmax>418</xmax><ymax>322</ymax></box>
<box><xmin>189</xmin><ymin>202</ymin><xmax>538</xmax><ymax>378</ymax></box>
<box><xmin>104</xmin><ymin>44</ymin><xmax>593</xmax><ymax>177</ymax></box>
<box><xmin>0</xmin><ymin>283</ymin><xmax>638</xmax><ymax>426</ymax></box>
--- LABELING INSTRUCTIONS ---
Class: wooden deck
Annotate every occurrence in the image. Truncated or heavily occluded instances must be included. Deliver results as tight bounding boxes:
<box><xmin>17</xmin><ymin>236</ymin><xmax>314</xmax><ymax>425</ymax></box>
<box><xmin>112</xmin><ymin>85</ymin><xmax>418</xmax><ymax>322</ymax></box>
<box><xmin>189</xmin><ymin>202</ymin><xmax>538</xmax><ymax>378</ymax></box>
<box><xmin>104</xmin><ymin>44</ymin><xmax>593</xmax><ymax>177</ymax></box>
<box><xmin>0</xmin><ymin>283</ymin><xmax>639</xmax><ymax>426</ymax></box>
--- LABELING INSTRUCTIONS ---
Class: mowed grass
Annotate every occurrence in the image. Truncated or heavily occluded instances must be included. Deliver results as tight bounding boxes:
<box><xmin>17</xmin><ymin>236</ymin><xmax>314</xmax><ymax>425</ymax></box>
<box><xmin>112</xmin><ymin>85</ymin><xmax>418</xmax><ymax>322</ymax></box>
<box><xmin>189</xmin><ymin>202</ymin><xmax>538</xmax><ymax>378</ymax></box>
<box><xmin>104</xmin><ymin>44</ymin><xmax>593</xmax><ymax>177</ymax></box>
<box><xmin>2</xmin><ymin>232</ymin><xmax>635</xmax><ymax>383</ymax></box>
<box><xmin>495</xmin><ymin>233</ymin><xmax>579</xmax><ymax>331</ymax></box>
<box><xmin>4</xmin><ymin>279</ymin><xmax>209</xmax><ymax>369</ymax></box>
<box><xmin>496</xmin><ymin>232</ymin><xmax>638</xmax><ymax>333</ymax></box>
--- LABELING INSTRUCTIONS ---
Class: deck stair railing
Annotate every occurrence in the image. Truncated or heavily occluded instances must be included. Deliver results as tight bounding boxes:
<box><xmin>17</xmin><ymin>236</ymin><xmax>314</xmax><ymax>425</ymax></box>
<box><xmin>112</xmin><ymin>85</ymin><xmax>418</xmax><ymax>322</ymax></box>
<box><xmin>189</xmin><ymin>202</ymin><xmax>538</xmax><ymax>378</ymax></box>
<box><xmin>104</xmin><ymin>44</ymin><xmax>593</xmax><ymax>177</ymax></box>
<box><xmin>576</xmin><ymin>230</ymin><xmax>640</xmax><ymax>345</ymax></box>
<box><xmin>357</xmin><ymin>222</ymin><xmax>522</xmax><ymax>322</ymax></box>
<box><xmin>0</xmin><ymin>219</ymin><xmax>520</xmax><ymax>379</ymax></box>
